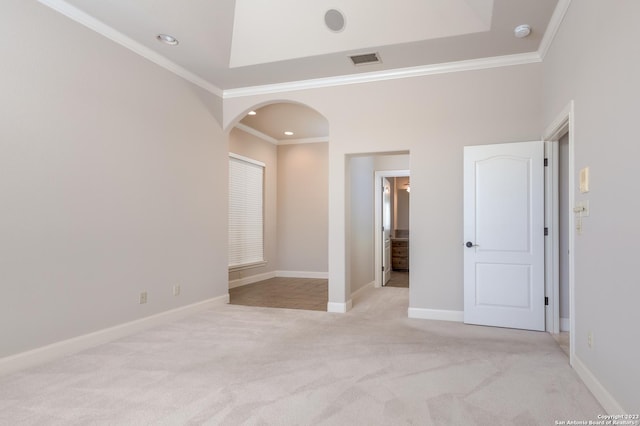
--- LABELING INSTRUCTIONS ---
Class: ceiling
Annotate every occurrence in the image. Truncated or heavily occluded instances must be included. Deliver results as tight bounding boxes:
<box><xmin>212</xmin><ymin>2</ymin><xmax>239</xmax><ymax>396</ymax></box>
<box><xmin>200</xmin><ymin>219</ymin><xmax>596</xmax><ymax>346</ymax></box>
<box><xmin>40</xmin><ymin>0</ymin><xmax>562</xmax><ymax>142</ymax></box>
<box><xmin>41</xmin><ymin>0</ymin><xmax>560</xmax><ymax>94</ymax></box>
<box><xmin>238</xmin><ymin>103</ymin><xmax>329</xmax><ymax>143</ymax></box>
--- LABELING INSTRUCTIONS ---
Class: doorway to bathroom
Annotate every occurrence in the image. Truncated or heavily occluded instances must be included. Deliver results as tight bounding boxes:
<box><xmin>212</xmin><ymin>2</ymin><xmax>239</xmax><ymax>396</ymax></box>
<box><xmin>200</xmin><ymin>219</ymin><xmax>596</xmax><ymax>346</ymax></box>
<box><xmin>375</xmin><ymin>170</ymin><xmax>410</xmax><ymax>289</ymax></box>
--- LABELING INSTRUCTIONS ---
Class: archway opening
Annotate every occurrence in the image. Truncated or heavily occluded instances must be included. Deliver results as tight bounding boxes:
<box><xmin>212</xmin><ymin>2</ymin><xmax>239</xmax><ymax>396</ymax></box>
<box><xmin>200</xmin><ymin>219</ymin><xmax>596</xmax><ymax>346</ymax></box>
<box><xmin>226</xmin><ymin>102</ymin><xmax>331</xmax><ymax>311</ymax></box>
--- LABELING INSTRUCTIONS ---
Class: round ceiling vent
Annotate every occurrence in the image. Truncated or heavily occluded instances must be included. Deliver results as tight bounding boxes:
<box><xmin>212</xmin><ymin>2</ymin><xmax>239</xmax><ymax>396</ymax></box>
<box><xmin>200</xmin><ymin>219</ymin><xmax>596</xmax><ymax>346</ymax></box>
<box><xmin>324</xmin><ymin>9</ymin><xmax>345</xmax><ymax>32</ymax></box>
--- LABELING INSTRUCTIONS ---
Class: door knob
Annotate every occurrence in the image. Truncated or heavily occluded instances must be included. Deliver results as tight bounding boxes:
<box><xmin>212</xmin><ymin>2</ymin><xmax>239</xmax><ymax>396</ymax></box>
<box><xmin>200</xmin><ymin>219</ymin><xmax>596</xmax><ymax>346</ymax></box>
<box><xmin>465</xmin><ymin>241</ymin><xmax>478</xmax><ymax>248</ymax></box>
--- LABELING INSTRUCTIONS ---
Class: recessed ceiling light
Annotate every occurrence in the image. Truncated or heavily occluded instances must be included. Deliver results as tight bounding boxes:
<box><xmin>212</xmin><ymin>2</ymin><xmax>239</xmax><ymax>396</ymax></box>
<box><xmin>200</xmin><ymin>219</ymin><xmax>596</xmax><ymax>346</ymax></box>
<box><xmin>514</xmin><ymin>25</ymin><xmax>531</xmax><ymax>39</ymax></box>
<box><xmin>247</xmin><ymin>111</ymin><xmax>257</xmax><ymax>116</ymax></box>
<box><xmin>284</xmin><ymin>131</ymin><xmax>294</xmax><ymax>136</ymax></box>
<box><xmin>156</xmin><ymin>34</ymin><xmax>179</xmax><ymax>46</ymax></box>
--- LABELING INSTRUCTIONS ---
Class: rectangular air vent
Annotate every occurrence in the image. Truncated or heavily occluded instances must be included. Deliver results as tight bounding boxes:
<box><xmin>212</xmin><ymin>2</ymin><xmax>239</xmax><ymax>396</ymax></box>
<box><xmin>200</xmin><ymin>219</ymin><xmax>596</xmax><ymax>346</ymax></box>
<box><xmin>349</xmin><ymin>52</ymin><xmax>381</xmax><ymax>66</ymax></box>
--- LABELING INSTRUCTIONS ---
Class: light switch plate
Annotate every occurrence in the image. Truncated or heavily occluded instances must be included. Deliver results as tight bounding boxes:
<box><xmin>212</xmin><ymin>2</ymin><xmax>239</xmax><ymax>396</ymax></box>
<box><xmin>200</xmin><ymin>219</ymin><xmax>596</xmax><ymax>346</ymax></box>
<box><xmin>579</xmin><ymin>167</ymin><xmax>590</xmax><ymax>193</ymax></box>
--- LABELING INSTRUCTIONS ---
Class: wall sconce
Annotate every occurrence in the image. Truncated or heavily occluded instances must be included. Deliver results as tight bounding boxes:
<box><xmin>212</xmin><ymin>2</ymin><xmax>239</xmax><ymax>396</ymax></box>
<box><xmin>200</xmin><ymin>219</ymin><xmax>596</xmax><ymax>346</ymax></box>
<box><xmin>405</xmin><ymin>182</ymin><xmax>410</xmax><ymax>193</ymax></box>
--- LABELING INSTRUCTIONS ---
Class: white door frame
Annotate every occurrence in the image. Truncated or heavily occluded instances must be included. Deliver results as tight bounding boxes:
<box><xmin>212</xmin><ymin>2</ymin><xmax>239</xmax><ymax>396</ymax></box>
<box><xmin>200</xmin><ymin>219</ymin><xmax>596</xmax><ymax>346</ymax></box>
<box><xmin>543</xmin><ymin>100</ymin><xmax>576</xmax><ymax>366</ymax></box>
<box><xmin>374</xmin><ymin>169</ymin><xmax>410</xmax><ymax>288</ymax></box>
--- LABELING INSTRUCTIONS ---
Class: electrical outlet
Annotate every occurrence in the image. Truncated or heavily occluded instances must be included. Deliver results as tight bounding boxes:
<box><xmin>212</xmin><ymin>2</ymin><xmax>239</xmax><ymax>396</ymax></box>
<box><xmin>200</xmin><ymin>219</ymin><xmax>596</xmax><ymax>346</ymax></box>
<box><xmin>587</xmin><ymin>332</ymin><xmax>593</xmax><ymax>348</ymax></box>
<box><xmin>139</xmin><ymin>291</ymin><xmax>147</xmax><ymax>304</ymax></box>
<box><xmin>173</xmin><ymin>284</ymin><xmax>181</xmax><ymax>296</ymax></box>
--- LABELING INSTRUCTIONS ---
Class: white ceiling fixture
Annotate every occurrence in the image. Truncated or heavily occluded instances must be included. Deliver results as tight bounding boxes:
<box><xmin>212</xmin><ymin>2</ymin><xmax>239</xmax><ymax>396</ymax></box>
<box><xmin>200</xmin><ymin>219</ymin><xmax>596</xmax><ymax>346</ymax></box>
<box><xmin>514</xmin><ymin>24</ymin><xmax>532</xmax><ymax>38</ymax></box>
<box><xmin>284</xmin><ymin>131</ymin><xmax>294</xmax><ymax>136</ymax></box>
<box><xmin>156</xmin><ymin>34</ymin><xmax>179</xmax><ymax>46</ymax></box>
<box><xmin>247</xmin><ymin>110</ymin><xmax>257</xmax><ymax>116</ymax></box>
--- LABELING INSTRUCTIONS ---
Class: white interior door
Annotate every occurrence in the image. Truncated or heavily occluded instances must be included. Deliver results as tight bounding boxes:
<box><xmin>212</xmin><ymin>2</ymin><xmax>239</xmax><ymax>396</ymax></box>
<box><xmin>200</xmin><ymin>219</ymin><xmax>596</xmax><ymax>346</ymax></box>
<box><xmin>463</xmin><ymin>141</ymin><xmax>545</xmax><ymax>331</ymax></box>
<box><xmin>382</xmin><ymin>178</ymin><xmax>392</xmax><ymax>285</ymax></box>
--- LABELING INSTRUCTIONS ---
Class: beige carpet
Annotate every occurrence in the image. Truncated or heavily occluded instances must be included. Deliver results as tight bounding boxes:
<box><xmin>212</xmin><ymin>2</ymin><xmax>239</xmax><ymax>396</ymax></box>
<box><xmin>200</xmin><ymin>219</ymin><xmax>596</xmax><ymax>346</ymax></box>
<box><xmin>0</xmin><ymin>287</ymin><xmax>602</xmax><ymax>425</ymax></box>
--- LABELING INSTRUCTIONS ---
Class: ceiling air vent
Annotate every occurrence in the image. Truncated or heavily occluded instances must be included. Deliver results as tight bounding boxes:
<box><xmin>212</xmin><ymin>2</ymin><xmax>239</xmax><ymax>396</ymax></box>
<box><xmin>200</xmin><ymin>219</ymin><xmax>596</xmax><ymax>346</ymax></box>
<box><xmin>349</xmin><ymin>52</ymin><xmax>381</xmax><ymax>66</ymax></box>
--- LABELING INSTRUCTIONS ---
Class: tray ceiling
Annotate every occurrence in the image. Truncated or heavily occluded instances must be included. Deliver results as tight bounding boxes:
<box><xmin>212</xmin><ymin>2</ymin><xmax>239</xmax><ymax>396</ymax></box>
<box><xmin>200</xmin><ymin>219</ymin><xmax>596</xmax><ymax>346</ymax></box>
<box><xmin>40</xmin><ymin>0</ymin><xmax>560</xmax><ymax>93</ymax></box>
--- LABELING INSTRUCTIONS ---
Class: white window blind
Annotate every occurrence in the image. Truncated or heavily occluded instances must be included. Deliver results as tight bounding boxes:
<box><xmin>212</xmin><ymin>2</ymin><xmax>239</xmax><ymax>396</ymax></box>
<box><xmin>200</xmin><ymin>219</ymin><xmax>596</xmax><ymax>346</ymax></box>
<box><xmin>228</xmin><ymin>153</ymin><xmax>265</xmax><ymax>269</ymax></box>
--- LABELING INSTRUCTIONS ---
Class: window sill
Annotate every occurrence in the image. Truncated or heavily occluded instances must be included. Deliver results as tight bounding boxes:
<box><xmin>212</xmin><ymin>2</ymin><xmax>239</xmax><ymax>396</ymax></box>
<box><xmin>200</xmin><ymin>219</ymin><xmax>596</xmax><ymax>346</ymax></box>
<box><xmin>228</xmin><ymin>261</ymin><xmax>267</xmax><ymax>273</ymax></box>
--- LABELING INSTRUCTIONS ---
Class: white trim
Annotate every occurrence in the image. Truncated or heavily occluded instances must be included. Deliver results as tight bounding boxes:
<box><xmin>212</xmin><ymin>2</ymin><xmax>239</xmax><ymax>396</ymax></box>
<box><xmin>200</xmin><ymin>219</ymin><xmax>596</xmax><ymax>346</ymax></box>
<box><xmin>327</xmin><ymin>300</ymin><xmax>353</xmax><ymax>313</ymax></box>
<box><xmin>228</xmin><ymin>260</ymin><xmax>268</xmax><ymax>273</ymax></box>
<box><xmin>544</xmin><ymin>140</ymin><xmax>560</xmax><ymax>334</ymax></box>
<box><xmin>276</xmin><ymin>271</ymin><xmax>329</xmax><ymax>279</ymax></box>
<box><xmin>228</xmin><ymin>152</ymin><xmax>266</xmax><ymax>168</ymax></box>
<box><xmin>229</xmin><ymin>270</ymin><xmax>328</xmax><ymax>289</ymax></box>
<box><xmin>234</xmin><ymin>124</ymin><xmax>279</xmax><ymax>145</ymax></box>
<box><xmin>223</xmin><ymin>52</ymin><xmax>541</xmax><ymax>99</ymax></box>
<box><xmin>560</xmin><ymin>317</ymin><xmax>570</xmax><ymax>332</ymax></box>
<box><xmin>538</xmin><ymin>0</ymin><xmax>573</xmax><ymax>60</ymax></box>
<box><xmin>229</xmin><ymin>271</ymin><xmax>277</xmax><ymax>289</ymax></box>
<box><xmin>234</xmin><ymin>125</ymin><xmax>328</xmax><ymax>146</ymax></box>
<box><xmin>408</xmin><ymin>308</ymin><xmax>464</xmax><ymax>322</ymax></box>
<box><xmin>572</xmin><ymin>355</ymin><xmax>627</xmax><ymax>415</ymax></box>
<box><xmin>37</xmin><ymin>0</ymin><xmax>223</xmax><ymax>97</ymax></box>
<box><xmin>278</xmin><ymin>137</ymin><xmax>329</xmax><ymax>146</ymax></box>
<box><xmin>0</xmin><ymin>294</ymin><xmax>229</xmax><ymax>376</ymax></box>
<box><xmin>543</xmin><ymin>101</ymin><xmax>575</xmax><ymax>366</ymax></box>
<box><xmin>351</xmin><ymin>281</ymin><xmax>375</xmax><ymax>299</ymax></box>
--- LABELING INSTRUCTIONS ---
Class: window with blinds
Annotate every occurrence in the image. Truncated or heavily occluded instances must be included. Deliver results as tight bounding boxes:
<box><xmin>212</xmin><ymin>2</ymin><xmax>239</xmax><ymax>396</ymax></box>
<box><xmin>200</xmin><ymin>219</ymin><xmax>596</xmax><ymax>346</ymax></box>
<box><xmin>228</xmin><ymin>153</ymin><xmax>265</xmax><ymax>270</ymax></box>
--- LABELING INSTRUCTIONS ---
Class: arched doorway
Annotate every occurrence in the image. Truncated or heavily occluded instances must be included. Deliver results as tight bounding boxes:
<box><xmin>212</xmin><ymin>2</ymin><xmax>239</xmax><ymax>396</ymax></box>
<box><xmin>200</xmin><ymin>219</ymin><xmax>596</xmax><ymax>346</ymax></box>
<box><xmin>225</xmin><ymin>102</ymin><xmax>330</xmax><ymax>311</ymax></box>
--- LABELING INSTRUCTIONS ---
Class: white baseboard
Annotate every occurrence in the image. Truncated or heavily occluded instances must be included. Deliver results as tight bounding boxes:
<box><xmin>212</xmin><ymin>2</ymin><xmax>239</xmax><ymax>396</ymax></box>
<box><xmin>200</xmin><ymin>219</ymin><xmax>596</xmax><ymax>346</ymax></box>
<box><xmin>0</xmin><ymin>294</ymin><xmax>228</xmax><ymax>376</ymax></box>
<box><xmin>572</xmin><ymin>354</ymin><xmax>626</xmax><ymax>414</ymax></box>
<box><xmin>276</xmin><ymin>271</ymin><xmax>328</xmax><ymax>279</ymax></box>
<box><xmin>351</xmin><ymin>281</ymin><xmax>375</xmax><ymax>299</ymax></box>
<box><xmin>229</xmin><ymin>271</ymin><xmax>277</xmax><ymax>289</ymax></box>
<box><xmin>327</xmin><ymin>299</ymin><xmax>353</xmax><ymax>313</ymax></box>
<box><xmin>560</xmin><ymin>317</ymin><xmax>570</xmax><ymax>332</ymax></box>
<box><xmin>408</xmin><ymin>307</ymin><xmax>464</xmax><ymax>322</ymax></box>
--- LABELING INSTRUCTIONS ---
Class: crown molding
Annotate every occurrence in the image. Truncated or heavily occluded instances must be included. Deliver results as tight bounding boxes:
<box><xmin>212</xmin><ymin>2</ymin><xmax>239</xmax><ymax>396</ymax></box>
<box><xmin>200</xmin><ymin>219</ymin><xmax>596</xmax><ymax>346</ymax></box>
<box><xmin>37</xmin><ymin>0</ymin><xmax>223</xmax><ymax>97</ymax></box>
<box><xmin>234</xmin><ymin>124</ymin><xmax>328</xmax><ymax>146</ymax></box>
<box><xmin>222</xmin><ymin>52</ymin><xmax>542</xmax><ymax>99</ymax></box>
<box><xmin>538</xmin><ymin>0</ymin><xmax>573</xmax><ymax>60</ymax></box>
<box><xmin>278</xmin><ymin>137</ymin><xmax>328</xmax><ymax>146</ymax></box>
<box><xmin>234</xmin><ymin>124</ymin><xmax>278</xmax><ymax>145</ymax></box>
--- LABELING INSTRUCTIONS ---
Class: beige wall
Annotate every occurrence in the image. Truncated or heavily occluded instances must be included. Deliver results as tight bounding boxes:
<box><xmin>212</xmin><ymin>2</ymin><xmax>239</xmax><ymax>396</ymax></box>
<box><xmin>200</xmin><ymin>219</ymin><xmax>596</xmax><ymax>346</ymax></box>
<box><xmin>277</xmin><ymin>143</ymin><xmax>328</xmax><ymax>273</ymax></box>
<box><xmin>228</xmin><ymin>134</ymin><xmax>328</xmax><ymax>280</ymax></box>
<box><xmin>225</xmin><ymin>64</ymin><xmax>543</xmax><ymax>308</ymax></box>
<box><xmin>543</xmin><ymin>0</ymin><xmax>640</xmax><ymax>412</ymax></box>
<box><xmin>228</xmin><ymin>128</ymin><xmax>278</xmax><ymax>282</ymax></box>
<box><xmin>0</xmin><ymin>0</ymin><xmax>228</xmax><ymax>357</ymax></box>
<box><xmin>347</xmin><ymin>156</ymin><xmax>375</xmax><ymax>293</ymax></box>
